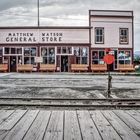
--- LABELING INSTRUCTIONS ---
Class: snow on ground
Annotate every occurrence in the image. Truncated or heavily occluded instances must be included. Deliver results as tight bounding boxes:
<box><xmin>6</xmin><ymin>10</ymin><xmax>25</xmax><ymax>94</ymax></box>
<box><xmin>0</xmin><ymin>73</ymin><xmax>140</xmax><ymax>98</ymax></box>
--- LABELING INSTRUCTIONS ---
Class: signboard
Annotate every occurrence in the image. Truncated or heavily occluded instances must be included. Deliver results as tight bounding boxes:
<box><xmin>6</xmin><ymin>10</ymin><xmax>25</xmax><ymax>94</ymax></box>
<box><xmin>103</xmin><ymin>54</ymin><xmax>114</xmax><ymax>64</ymax></box>
<box><xmin>35</xmin><ymin>57</ymin><xmax>43</xmax><ymax>63</ymax></box>
<box><xmin>0</xmin><ymin>29</ymin><xmax>89</xmax><ymax>44</ymax></box>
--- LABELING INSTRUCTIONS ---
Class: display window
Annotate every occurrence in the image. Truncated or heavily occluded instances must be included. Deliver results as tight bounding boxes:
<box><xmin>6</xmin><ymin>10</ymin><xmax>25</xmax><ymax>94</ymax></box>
<box><xmin>41</xmin><ymin>47</ymin><xmax>55</xmax><ymax>64</ymax></box>
<box><xmin>24</xmin><ymin>47</ymin><xmax>37</xmax><ymax>64</ymax></box>
<box><xmin>118</xmin><ymin>50</ymin><xmax>131</xmax><ymax>64</ymax></box>
<box><xmin>74</xmin><ymin>47</ymin><xmax>88</xmax><ymax>64</ymax></box>
<box><xmin>92</xmin><ymin>50</ymin><xmax>105</xmax><ymax>64</ymax></box>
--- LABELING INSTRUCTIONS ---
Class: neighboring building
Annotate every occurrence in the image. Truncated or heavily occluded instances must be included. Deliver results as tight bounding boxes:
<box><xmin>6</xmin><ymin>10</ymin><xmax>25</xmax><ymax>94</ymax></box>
<box><xmin>0</xmin><ymin>10</ymin><xmax>134</xmax><ymax>72</ymax></box>
<box><xmin>89</xmin><ymin>10</ymin><xmax>134</xmax><ymax>71</ymax></box>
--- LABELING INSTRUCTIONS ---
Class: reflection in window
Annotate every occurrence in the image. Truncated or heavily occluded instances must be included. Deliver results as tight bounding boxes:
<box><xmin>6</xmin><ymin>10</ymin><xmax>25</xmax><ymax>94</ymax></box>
<box><xmin>24</xmin><ymin>47</ymin><xmax>36</xmax><ymax>65</ymax></box>
<box><xmin>120</xmin><ymin>28</ymin><xmax>129</xmax><ymax>44</ymax></box>
<box><xmin>41</xmin><ymin>47</ymin><xmax>55</xmax><ymax>64</ymax></box>
<box><xmin>92</xmin><ymin>50</ymin><xmax>105</xmax><ymax>64</ymax></box>
<box><xmin>74</xmin><ymin>47</ymin><xmax>88</xmax><ymax>64</ymax></box>
<box><xmin>118</xmin><ymin>50</ymin><xmax>131</xmax><ymax>64</ymax></box>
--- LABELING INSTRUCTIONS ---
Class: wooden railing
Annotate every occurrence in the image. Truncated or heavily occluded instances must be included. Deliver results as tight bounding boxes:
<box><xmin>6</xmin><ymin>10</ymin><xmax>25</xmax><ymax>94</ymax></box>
<box><xmin>91</xmin><ymin>64</ymin><xmax>107</xmax><ymax>72</ymax></box>
<box><xmin>118</xmin><ymin>64</ymin><xmax>134</xmax><ymax>72</ymax></box>
<box><xmin>0</xmin><ymin>64</ymin><xmax>8</xmax><ymax>72</ymax></box>
<box><xmin>17</xmin><ymin>64</ymin><xmax>33</xmax><ymax>72</ymax></box>
<box><xmin>71</xmin><ymin>64</ymin><xmax>88</xmax><ymax>72</ymax></box>
<box><xmin>39</xmin><ymin>64</ymin><xmax>56</xmax><ymax>72</ymax></box>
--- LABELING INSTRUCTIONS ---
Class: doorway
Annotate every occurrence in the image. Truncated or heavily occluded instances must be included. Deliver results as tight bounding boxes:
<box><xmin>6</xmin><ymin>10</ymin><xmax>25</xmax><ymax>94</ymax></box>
<box><xmin>10</xmin><ymin>56</ymin><xmax>17</xmax><ymax>72</ymax></box>
<box><xmin>61</xmin><ymin>56</ymin><xmax>68</xmax><ymax>72</ymax></box>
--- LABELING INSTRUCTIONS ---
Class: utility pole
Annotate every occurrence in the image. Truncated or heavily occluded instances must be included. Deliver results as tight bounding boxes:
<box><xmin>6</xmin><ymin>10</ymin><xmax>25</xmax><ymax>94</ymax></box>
<box><xmin>37</xmin><ymin>0</ymin><xmax>40</xmax><ymax>27</ymax></box>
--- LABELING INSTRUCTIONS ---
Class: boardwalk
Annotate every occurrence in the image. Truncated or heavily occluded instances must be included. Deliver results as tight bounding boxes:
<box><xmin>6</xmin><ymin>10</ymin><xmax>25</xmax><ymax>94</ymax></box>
<box><xmin>0</xmin><ymin>110</ymin><xmax>140</xmax><ymax>140</ymax></box>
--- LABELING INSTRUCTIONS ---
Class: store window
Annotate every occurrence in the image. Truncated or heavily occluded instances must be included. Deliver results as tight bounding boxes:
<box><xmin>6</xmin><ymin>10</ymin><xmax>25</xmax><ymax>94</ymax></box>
<box><xmin>41</xmin><ymin>47</ymin><xmax>55</xmax><ymax>64</ymax></box>
<box><xmin>92</xmin><ymin>50</ymin><xmax>105</xmax><ymax>64</ymax></box>
<box><xmin>57</xmin><ymin>46</ymin><xmax>72</xmax><ymax>55</ymax></box>
<box><xmin>120</xmin><ymin>28</ymin><xmax>129</xmax><ymax>44</ymax></box>
<box><xmin>24</xmin><ymin>47</ymin><xmax>36</xmax><ymax>64</ymax></box>
<box><xmin>118</xmin><ymin>50</ymin><xmax>131</xmax><ymax>64</ymax></box>
<box><xmin>74</xmin><ymin>47</ymin><xmax>88</xmax><ymax>64</ymax></box>
<box><xmin>95</xmin><ymin>27</ymin><xmax>104</xmax><ymax>44</ymax></box>
<box><xmin>4</xmin><ymin>47</ymin><xmax>22</xmax><ymax>54</ymax></box>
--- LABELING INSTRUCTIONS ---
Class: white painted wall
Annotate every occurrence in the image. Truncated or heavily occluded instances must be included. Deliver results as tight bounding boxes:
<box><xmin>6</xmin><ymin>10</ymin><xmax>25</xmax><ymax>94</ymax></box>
<box><xmin>90</xmin><ymin>16</ymin><xmax>133</xmax><ymax>48</ymax></box>
<box><xmin>0</xmin><ymin>28</ymin><xmax>89</xmax><ymax>44</ymax></box>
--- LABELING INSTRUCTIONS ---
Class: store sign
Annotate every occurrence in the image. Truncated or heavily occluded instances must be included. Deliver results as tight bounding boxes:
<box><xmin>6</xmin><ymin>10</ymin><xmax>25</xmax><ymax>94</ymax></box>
<box><xmin>5</xmin><ymin>32</ymin><xmax>37</xmax><ymax>43</ymax></box>
<box><xmin>0</xmin><ymin>29</ymin><xmax>89</xmax><ymax>44</ymax></box>
<box><xmin>35</xmin><ymin>57</ymin><xmax>43</xmax><ymax>63</ymax></box>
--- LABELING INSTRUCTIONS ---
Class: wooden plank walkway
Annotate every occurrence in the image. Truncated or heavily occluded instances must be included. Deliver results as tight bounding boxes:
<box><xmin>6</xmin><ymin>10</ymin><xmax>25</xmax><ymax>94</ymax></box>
<box><xmin>0</xmin><ymin>110</ymin><xmax>140</xmax><ymax>140</ymax></box>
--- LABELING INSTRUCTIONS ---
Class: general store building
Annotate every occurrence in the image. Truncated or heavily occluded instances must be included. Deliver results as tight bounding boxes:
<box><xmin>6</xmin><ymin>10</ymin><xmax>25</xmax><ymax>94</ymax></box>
<box><xmin>0</xmin><ymin>10</ymin><xmax>134</xmax><ymax>72</ymax></box>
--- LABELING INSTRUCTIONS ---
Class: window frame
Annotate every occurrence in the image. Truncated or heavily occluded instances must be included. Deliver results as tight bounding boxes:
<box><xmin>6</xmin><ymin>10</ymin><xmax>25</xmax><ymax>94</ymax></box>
<box><xmin>118</xmin><ymin>50</ymin><xmax>132</xmax><ymax>65</ymax></box>
<box><xmin>23</xmin><ymin>47</ymin><xmax>37</xmax><ymax>65</ymax></box>
<box><xmin>40</xmin><ymin>47</ymin><xmax>56</xmax><ymax>64</ymax></box>
<box><xmin>91</xmin><ymin>50</ymin><xmax>105</xmax><ymax>64</ymax></box>
<box><xmin>119</xmin><ymin>28</ymin><xmax>129</xmax><ymax>44</ymax></box>
<box><xmin>95</xmin><ymin>27</ymin><xmax>104</xmax><ymax>44</ymax></box>
<box><xmin>74</xmin><ymin>47</ymin><xmax>89</xmax><ymax>64</ymax></box>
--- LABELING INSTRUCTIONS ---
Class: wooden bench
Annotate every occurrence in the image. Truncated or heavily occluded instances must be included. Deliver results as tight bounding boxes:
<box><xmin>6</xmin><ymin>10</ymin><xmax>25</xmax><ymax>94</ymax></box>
<box><xmin>17</xmin><ymin>64</ymin><xmax>33</xmax><ymax>72</ymax></box>
<box><xmin>91</xmin><ymin>64</ymin><xmax>107</xmax><ymax>72</ymax></box>
<box><xmin>39</xmin><ymin>64</ymin><xmax>56</xmax><ymax>72</ymax></box>
<box><xmin>71</xmin><ymin>64</ymin><xmax>88</xmax><ymax>72</ymax></box>
<box><xmin>118</xmin><ymin>64</ymin><xmax>134</xmax><ymax>72</ymax></box>
<box><xmin>0</xmin><ymin>64</ymin><xmax>8</xmax><ymax>72</ymax></box>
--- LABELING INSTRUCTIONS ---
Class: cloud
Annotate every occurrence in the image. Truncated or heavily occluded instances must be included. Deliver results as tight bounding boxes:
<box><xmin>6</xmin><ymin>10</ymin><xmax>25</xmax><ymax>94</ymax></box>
<box><xmin>0</xmin><ymin>0</ymin><xmax>139</xmax><ymax>50</ymax></box>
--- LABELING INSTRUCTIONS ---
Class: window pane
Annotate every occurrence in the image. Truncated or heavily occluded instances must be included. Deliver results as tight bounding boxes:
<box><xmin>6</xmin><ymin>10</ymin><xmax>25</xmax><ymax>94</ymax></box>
<box><xmin>119</xmin><ymin>60</ymin><xmax>124</xmax><ymax>64</ymax></box>
<box><xmin>99</xmin><ymin>51</ymin><xmax>104</xmax><ymax>59</ymax></box>
<box><xmin>92</xmin><ymin>51</ymin><xmax>98</xmax><ymax>59</ymax></box>
<box><xmin>0</xmin><ymin>57</ymin><xmax>2</xmax><ymax>64</ymax></box>
<box><xmin>31</xmin><ymin>57</ymin><xmax>35</xmax><ymax>64</ymax></box>
<box><xmin>24</xmin><ymin>57</ymin><xmax>30</xmax><ymax>64</ymax></box>
<box><xmin>76</xmin><ymin>57</ymin><xmax>80</xmax><ymax>64</ymax></box>
<box><xmin>74</xmin><ymin>48</ymin><xmax>80</xmax><ymax>56</ymax></box>
<box><xmin>24</xmin><ymin>48</ymin><xmax>30</xmax><ymax>56</ymax></box>
<box><xmin>57</xmin><ymin>47</ymin><xmax>61</xmax><ymax>54</ymax></box>
<box><xmin>0</xmin><ymin>48</ymin><xmax>2</xmax><ymax>56</ymax></box>
<box><xmin>49</xmin><ymin>48</ymin><xmax>55</xmax><ymax>57</ymax></box>
<box><xmin>118</xmin><ymin>51</ymin><xmax>125</xmax><ymax>59</ymax></box>
<box><xmin>11</xmin><ymin>48</ymin><xmax>16</xmax><ymax>54</ymax></box>
<box><xmin>120</xmin><ymin>29</ymin><xmax>128</xmax><ymax>43</ymax></box>
<box><xmin>5</xmin><ymin>48</ymin><xmax>9</xmax><ymax>54</ymax></box>
<box><xmin>31</xmin><ymin>48</ymin><xmax>36</xmax><ymax>56</ymax></box>
<box><xmin>17</xmin><ymin>48</ymin><xmax>22</xmax><ymax>54</ymax></box>
<box><xmin>62</xmin><ymin>47</ymin><xmax>66</xmax><ymax>54</ymax></box>
<box><xmin>43</xmin><ymin>57</ymin><xmax>48</xmax><ymax>64</ymax></box>
<box><xmin>82</xmin><ymin>48</ymin><xmax>87</xmax><ymax>57</ymax></box>
<box><xmin>41</xmin><ymin>48</ymin><xmax>47</xmax><ymax>56</ymax></box>
<box><xmin>82</xmin><ymin>57</ymin><xmax>87</xmax><ymax>64</ymax></box>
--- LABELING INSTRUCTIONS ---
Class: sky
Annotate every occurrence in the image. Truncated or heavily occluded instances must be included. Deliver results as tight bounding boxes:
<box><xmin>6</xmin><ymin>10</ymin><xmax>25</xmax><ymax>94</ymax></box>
<box><xmin>0</xmin><ymin>0</ymin><xmax>140</xmax><ymax>51</ymax></box>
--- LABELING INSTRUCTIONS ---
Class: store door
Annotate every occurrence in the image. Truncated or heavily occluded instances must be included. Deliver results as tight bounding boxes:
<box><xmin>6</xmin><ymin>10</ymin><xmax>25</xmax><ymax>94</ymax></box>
<box><xmin>10</xmin><ymin>56</ymin><xmax>17</xmax><ymax>72</ymax></box>
<box><xmin>61</xmin><ymin>56</ymin><xmax>68</xmax><ymax>72</ymax></box>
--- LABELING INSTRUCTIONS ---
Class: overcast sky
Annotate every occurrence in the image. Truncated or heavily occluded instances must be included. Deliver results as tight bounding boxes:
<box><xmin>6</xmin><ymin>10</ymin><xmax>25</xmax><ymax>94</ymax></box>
<box><xmin>0</xmin><ymin>0</ymin><xmax>140</xmax><ymax>51</ymax></box>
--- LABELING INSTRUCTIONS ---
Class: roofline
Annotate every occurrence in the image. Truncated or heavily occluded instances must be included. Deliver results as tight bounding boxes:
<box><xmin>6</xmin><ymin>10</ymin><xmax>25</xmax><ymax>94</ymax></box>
<box><xmin>89</xmin><ymin>10</ymin><xmax>133</xmax><ymax>13</ymax></box>
<box><xmin>0</xmin><ymin>26</ymin><xmax>92</xmax><ymax>29</ymax></box>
